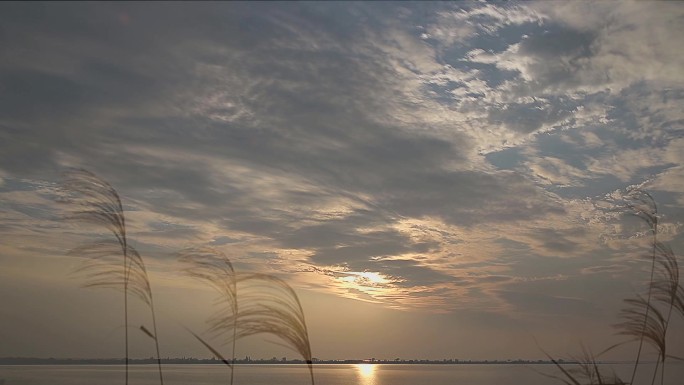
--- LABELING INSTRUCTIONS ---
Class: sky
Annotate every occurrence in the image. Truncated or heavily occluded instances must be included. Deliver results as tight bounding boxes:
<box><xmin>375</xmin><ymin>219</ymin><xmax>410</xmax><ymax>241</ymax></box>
<box><xmin>1</xmin><ymin>1</ymin><xmax>684</xmax><ymax>362</ymax></box>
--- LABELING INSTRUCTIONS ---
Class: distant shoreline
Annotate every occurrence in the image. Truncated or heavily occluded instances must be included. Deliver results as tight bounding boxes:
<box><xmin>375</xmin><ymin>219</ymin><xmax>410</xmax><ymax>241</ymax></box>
<box><xmin>1</xmin><ymin>357</ymin><xmax>629</xmax><ymax>366</ymax></box>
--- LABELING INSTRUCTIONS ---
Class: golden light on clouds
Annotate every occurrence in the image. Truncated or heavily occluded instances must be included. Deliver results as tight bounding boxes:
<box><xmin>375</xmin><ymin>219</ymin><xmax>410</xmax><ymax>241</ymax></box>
<box><xmin>340</xmin><ymin>271</ymin><xmax>391</xmax><ymax>286</ymax></box>
<box><xmin>335</xmin><ymin>271</ymin><xmax>398</xmax><ymax>302</ymax></box>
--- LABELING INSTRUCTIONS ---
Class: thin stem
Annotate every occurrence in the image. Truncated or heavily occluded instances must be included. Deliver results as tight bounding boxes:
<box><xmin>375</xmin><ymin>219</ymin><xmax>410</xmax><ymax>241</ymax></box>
<box><xmin>123</xmin><ymin>235</ymin><xmax>129</xmax><ymax>385</ymax></box>
<box><xmin>655</xmin><ymin>280</ymin><xmax>676</xmax><ymax>385</ymax></box>
<box><xmin>150</xmin><ymin>298</ymin><xmax>164</xmax><ymax>385</ymax></box>
<box><xmin>142</xmin><ymin>288</ymin><xmax>164</xmax><ymax>385</ymax></box>
<box><xmin>231</xmin><ymin>313</ymin><xmax>236</xmax><ymax>385</ymax></box>
<box><xmin>308</xmin><ymin>360</ymin><xmax>315</xmax><ymax>385</ymax></box>
<box><xmin>651</xmin><ymin>357</ymin><xmax>659</xmax><ymax>385</ymax></box>
<box><xmin>124</xmin><ymin>279</ymin><xmax>128</xmax><ymax>385</ymax></box>
<box><xmin>120</xmin><ymin>188</ymin><xmax>129</xmax><ymax>385</ymax></box>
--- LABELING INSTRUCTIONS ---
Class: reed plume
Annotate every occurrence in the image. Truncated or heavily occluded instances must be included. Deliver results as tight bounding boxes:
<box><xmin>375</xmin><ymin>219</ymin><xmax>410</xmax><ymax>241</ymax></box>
<box><xmin>179</xmin><ymin>248</ymin><xmax>315</xmax><ymax>385</ymax></box>
<box><xmin>616</xmin><ymin>296</ymin><xmax>666</xmax><ymax>382</ymax></box>
<box><xmin>610</xmin><ymin>189</ymin><xmax>683</xmax><ymax>385</ymax></box>
<box><xmin>219</xmin><ymin>273</ymin><xmax>315</xmax><ymax>385</ymax></box>
<box><xmin>650</xmin><ymin>242</ymin><xmax>681</xmax><ymax>383</ymax></box>
<box><xmin>61</xmin><ymin>169</ymin><xmax>164</xmax><ymax>385</ymax></box>
<box><xmin>615</xmin><ymin>240</ymin><xmax>682</xmax><ymax>385</ymax></box>
<box><xmin>622</xmin><ymin>189</ymin><xmax>659</xmax><ymax>384</ymax></box>
<box><xmin>178</xmin><ymin>247</ymin><xmax>237</xmax><ymax>385</ymax></box>
<box><xmin>540</xmin><ymin>346</ymin><xmax>626</xmax><ymax>385</ymax></box>
<box><xmin>546</xmin><ymin>189</ymin><xmax>683</xmax><ymax>385</ymax></box>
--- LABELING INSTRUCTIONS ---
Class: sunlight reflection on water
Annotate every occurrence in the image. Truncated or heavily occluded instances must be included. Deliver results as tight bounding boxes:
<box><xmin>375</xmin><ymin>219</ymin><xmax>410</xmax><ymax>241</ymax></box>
<box><xmin>2</xmin><ymin>363</ymin><xmax>684</xmax><ymax>385</ymax></box>
<box><xmin>355</xmin><ymin>363</ymin><xmax>377</xmax><ymax>385</ymax></box>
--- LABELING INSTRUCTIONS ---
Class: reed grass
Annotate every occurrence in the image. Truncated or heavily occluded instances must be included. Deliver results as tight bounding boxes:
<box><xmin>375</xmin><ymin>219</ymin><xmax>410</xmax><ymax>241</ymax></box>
<box><xmin>613</xmin><ymin>190</ymin><xmax>683</xmax><ymax>385</ymax></box>
<box><xmin>548</xmin><ymin>189</ymin><xmax>684</xmax><ymax>385</ymax></box>
<box><xmin>179</xmin><ymin>249</ymin><xmax>314</xmax><ymax>385</ymax></box>
<box><xmin>541</xmin><ymin>347</ymin><xmax>626</xmax><ymax>385</ymax></box>
<box><xmin>59</xmin><ymin>169</ymin><xmax>314</xmax><ymax>385</ymax></box>
<box><xmin>179</xmin><ymin>247</ymin><xmax>237</xmax><ymax>385</ymax></box>
<box><xmin>623</xmin><ymin>190</ymin><xmax>659</xmax><ymax>384</ymax></box>
<box><xmin>61</xmin><ymin>169</ymin><xmax>164</xmax><ymax>385</ymax></box>
<box><xmin>225</xmin><ymin>273</ymin><xmax>314</xmax><ymax>385</ymax></box>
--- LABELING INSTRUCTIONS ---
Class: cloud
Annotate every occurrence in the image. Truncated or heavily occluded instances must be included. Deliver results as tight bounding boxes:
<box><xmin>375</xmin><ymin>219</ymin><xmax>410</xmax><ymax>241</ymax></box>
<box><xmin>424</xmin><ymin>3</ymin><xmax>543</xmax><ymax>46</ymax></box>
<box><xmin>525</xmin><ymin>156</ymin><xmax>589</xmax><ymax>186</ymax></box>
<box><xmin>491</xmin><ymin>1</ymin><xmax>684</xmax><ymax>95</ymax></box>
<box><xmin>487</xmin><ymin>99</ymin><xmax>575</xmax><ymax>134</ymax></box>
<box><xmin>0</xmin><ymin>1</ymin><xmax>683</xmax><ymax>322</ymax></box>
<box><xmin>496</xmin><ymin>289</ymin><xmax>599</xmax><ymax>318</ymax></box>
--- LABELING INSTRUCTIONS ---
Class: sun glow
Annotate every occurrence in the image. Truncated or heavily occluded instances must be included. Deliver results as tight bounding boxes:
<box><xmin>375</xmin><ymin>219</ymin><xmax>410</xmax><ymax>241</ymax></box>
<box><xmin>340</xmin><ymin>271</ymin><xmax>390</xmax><ymax>286</ymax></box>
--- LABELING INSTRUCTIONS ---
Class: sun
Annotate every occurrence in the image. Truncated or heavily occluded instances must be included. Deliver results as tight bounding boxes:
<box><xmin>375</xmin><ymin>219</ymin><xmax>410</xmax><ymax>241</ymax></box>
<box><xmin>356</xmin><ymin>271</ymin><xmax>388</xmax><ymax>284</ymax></box>
<box><xmin>340</xmin><ymin>271</ymin><xmax>391</xmax><ymax>286</ymax></box>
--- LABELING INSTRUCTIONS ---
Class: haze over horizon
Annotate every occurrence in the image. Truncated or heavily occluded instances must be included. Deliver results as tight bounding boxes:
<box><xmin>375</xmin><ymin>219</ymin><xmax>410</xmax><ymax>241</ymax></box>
<box><xmin>1</xmin><ymin>1</ymin><xmax>684</xmax><ymax>363</ymax></box>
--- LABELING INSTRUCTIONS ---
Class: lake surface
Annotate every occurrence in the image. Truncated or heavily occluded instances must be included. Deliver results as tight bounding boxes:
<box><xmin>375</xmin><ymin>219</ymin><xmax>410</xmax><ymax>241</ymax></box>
<box><xmin>1</xmin><ymin>363</ymin><xmax>681</xmax><ymax>385</ymax></box>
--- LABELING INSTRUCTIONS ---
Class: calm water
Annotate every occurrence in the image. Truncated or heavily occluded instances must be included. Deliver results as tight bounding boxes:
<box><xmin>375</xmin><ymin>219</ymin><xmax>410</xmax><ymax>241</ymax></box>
<box><xmin>0</xmin><ymin>363</ymin><xmax>681</xmax><ymax>385</ymax></box>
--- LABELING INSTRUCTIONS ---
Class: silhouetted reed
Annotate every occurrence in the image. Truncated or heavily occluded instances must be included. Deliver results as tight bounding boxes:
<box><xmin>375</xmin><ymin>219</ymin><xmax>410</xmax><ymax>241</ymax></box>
<box><xmin>613</xmin><ymin>190</ymin><xmax>684</xmax><ymax>385</ymax></box>
<box><xmin>623</xmin><ymin>190</ymin><xmax>660</xmax><ymax>384</ymax></box>
<box><xmin>548</xmin><ymin>189</ymin><xmax>684</xmax><ymax>385</ymax></box>
<box><xmin>61</xmin><ymin>169</ymin><xmax>164</xmax><ymax>385</ymax></box>
<box><xmin>614</xmin><ymin>239</ymin><xmax>682</xmax><ymax>385</ymax></box>
<box><xmin>179</xmin><ymin>247</ymin><xmax>237</xmax><ymax>385</ymax></box>
<box><xmin>542</xmin><ymin>347</ymin><xmax>626</xmax><ymax>385</ymax></box>
<box><xmin>226</xmin><ymin>273</ymin><xmax>314</xmax><ymax>385</ymax></box>
<box><xmin>179</xmin><ymin>249</ymin><xmax>314</xmax><ymax>385</ymax></box>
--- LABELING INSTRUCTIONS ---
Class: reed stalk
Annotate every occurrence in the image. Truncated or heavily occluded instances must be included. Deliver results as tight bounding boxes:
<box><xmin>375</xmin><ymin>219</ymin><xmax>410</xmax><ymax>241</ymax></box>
<box><xmin>62</xmin><ymin>169</ymin><xmax>164</xmax><ymax>385</ymax></box>
<box><xmin>179</xmin><ymin>247</ymin><xmax>237</xmax><ymax>385</ymax></box>
<box><xmin>623</xmin><ymin>190</ymin><xmax>658</xmax><ymax>385</ymax></box>
<box><xmin>179</xmin><ymin>249</ymin><xmax>315</xmax><ymax>385</ymax></box>
<box><xmin>216</xmin><ymin>273</ymin><xmax>315</xmax><ymax>385</ymax></box>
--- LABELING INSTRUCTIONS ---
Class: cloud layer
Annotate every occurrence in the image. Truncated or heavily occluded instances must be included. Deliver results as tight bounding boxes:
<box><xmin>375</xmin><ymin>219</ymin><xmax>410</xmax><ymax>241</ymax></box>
<box><xmin>1</xmin><ymin>1</ymin><xmax>683</xmax><ymax>359</ymax></box>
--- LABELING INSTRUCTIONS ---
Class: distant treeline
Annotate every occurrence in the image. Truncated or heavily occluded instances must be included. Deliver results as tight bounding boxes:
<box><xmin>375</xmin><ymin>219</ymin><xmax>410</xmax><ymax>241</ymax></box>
<box><xmin>0</xmin><ymin>357</ymin><xmax>578</xmax><ymax>365</ymax></box>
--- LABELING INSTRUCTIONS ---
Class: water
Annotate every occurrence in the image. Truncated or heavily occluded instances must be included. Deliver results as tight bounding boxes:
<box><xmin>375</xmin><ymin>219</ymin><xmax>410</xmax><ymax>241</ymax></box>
<box><xmin>0</xmin><ymin>363</ymin><xmax>681</xmax><ymax>385</ymax></box>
